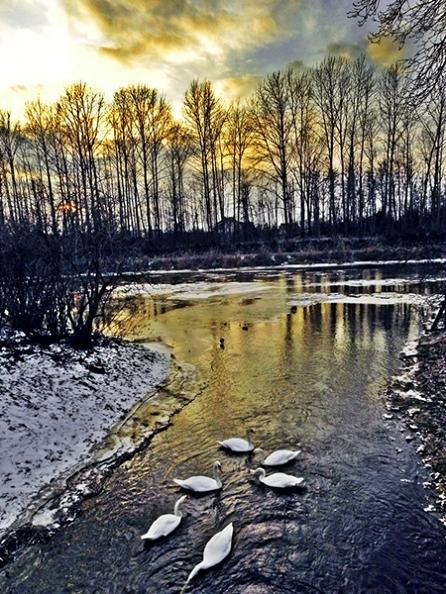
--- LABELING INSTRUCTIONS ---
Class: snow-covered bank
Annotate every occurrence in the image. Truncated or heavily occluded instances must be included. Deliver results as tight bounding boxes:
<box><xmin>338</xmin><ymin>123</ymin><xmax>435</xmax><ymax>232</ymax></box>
<box><xmin>119</xmin><ymin>256</ymin><xmax>446</xmax><ymax>277</ymax></box>
<box><xmin>0</xmin><ymin>340</ymin><xmax>169</xmax><ymax>537</ymax></box>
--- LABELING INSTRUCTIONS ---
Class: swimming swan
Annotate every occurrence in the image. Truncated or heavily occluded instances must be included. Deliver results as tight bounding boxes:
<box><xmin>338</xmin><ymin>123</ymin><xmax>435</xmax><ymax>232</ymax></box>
<box><xmin>250</xmin><ymin>467</ymin><xmax>305</xmax><ymax>489</ymax></box>
<box><xmin>254</xmin><ymin>447</ymin><xmax>301</xmax><ymax>467</ymax></box>
<box><xmin>218</xmin><ymin>428</ymin><xmax>255</xmax><ymax>453</ymax></box>
<box><xmin>141</xmin><ymin>495</ymin><xmax>187</xmax><ymax>541</ymax></box>
<box><xmin>187</xmin><ymin>523</ymin><xmax>234</xmax><ymax>582</ymax></box>
<box><xmin>173</xmin><ymin>461</ymin><xmax>223</xmax><ymax>493</ymax></box>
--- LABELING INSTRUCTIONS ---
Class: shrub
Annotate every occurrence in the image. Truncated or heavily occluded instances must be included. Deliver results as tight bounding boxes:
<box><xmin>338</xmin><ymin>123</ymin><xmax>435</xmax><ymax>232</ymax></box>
<box><xmin>0</xmin><ymin>224</ymin><xmax>121</xmax><ymax>348</ymax></box>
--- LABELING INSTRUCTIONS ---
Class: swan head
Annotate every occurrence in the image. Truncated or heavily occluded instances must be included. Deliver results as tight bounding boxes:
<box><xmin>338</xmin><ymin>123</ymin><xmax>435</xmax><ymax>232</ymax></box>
<box><xmin>213</xmin><ymin>461</ymin><xmax>223</xmax><ymax>486</ymax></box>
<box><xmin>250</xmin><ymin>467</ymin><xmax>266</xmax><ymax>479</ymax></box>
<box><xmin>253</xmin><ymin>447</ymin><xmax>265</xmax><ymax>455</ymax></box>
<box><xmin>246</xmin><ymin>427</ymin><xmax>255</xmax><ymax>444</ymax></box>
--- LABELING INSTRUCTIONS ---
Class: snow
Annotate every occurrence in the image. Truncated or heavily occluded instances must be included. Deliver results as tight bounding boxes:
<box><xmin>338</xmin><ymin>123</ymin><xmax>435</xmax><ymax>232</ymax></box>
<box><xmin>0</xmin><ymin>340</ymin><xmax>169</xmax><ymax>536</ymax></box>
<box><xmin>115</xmin><ymin>280</ymin><xmax>272</xmax><ymax>300</ymax></box>
<box><xmin>121</xmin><ymin>256</ymin><xmax>446</xmax><ymax>276</ymax></box>
<box><xmin>302</xmin><ymin>276</ymin><xmax>446</xmax><ymax>289</ymax></box>
<box><xmin>288</xmin><ymin>292</ymin><xmax>427</xmax><ymax>307</ymax></box>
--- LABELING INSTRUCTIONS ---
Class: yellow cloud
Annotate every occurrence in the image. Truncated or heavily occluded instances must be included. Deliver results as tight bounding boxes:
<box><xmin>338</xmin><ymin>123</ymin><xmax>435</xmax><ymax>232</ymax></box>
<box><xmin>62</xmin><ymin>0</ymin><xmax>297</xmax><ymax>65</ymax></box>
<box><xmin>367</xmin><ymin>35</ymin><xmax>405</xmax><ymax>68</ymax></box>
<box><xmin>216</xmin><ymin>74</ymin><xmax>262</xmax><ymax>102</ymax></box>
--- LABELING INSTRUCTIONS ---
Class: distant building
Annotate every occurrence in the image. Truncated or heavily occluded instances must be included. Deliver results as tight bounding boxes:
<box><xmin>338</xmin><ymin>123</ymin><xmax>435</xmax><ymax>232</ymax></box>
<box><xmin>215</xmin><ymin>217</ymin><xmax>255</xmax><ymax>238</ymax></box>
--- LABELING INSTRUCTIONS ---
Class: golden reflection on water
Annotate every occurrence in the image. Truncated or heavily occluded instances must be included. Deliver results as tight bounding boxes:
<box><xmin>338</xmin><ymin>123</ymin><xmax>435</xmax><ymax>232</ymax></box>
<box><xmin>110</xmin><ymin>277</ymin><xmax>415</xmax><ymax>372</ymax></box>
<box><xmin>106</xmin><ymin>273</ymin><xmax>417</xmax><ymax>454</ymax></box>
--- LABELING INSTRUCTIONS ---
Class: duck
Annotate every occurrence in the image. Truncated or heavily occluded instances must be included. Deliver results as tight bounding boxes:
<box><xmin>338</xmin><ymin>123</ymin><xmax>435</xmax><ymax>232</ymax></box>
<box><xmin>254</xmin><ymin>447</ymin><xmax>301</xmax><ymax>467</ymax></box>
<box><xmin>250</xmin><ymin>467</ymin><xmax>305</xmax><ymax>489</ymax></box>
<box><xmin>187</xmin><ymin>523</ymin><xmax>234</xmax><ymax>582</ymax></box>
<box><xmin>218</xmin><ymin>428</ymin><xmax>255</xmax><ymax>453</ymax></box>
<box><xmin>141</xmin><ymin>495</ymin><xmax>187</xmax><ymax>541</ymax></box>
<box><xmin>173</xmin><ymin>461</ymin><xmax>223</xmax><ymax>493</ymax></box>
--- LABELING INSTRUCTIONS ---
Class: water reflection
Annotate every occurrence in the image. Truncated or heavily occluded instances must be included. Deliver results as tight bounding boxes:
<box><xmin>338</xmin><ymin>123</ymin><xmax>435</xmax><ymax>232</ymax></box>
<box><xmin>1</xmin><ymin>267</ymin><xmax>446</xmax><ymax>594</ymax></box>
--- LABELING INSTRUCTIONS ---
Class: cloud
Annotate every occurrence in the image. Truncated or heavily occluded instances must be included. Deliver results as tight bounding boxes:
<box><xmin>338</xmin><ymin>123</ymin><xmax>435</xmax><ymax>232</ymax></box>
<box><xmin>326</xmin><ymin>41</ymin><xmax>362</xmax><ymax>60</ymax></box>
<box><xmin>366</xmin><ymin>35</ymin><xmax>405</xmax><ymax>68</ymax></box>
<box><xmin>62</xmin><ymin>0</ymin><xmax>299</xmax><ymax>65</ymax></box>
<box><xmin>0</xmin><ymin>0</ymin><xmax>49</xmax><ymax>29</ymax></box>
<box><xmin>9</xmin><ymin>83</ymin><xmax>45</xmax><ymax>93</ymax></box>
<box><xmin>215</xmin><ymin>74</ymin><xmax>262</xmax><ymax>102</ymax></box>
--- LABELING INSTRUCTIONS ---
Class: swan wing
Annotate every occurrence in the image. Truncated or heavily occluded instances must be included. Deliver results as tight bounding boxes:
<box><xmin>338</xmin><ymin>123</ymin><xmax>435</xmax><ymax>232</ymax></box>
<box><xmin>187</xmin><ymin>523</ymin><xmax>233</xmax><ymax>582</ymax></box>
<box><xmin>202</xmin><ymin>523</ymin><xmax>234</xmax><ymax>568</ymax></box>
<box><xmin>218</xmin><ymin>438</ymin><xmax>253</xmax><ymax>452</ymax></box>
<box><xmin>174</xmin><ymin>476</ymin><xmax>219</xmax><ymax>492</ymax></box>
<box><xmin>141</xmin><ymin>513</ymin><xmax>181</xmax><ymax>540</ymax></box>
<box><xmin>264</xmin><ymin>449</ymin><xmax>301</xmax><ymax>466</ymax></box>
<box><xmin>262</xmin><ymin>472</ymin><xmax>304</xmax><ymax>488</ymax></box>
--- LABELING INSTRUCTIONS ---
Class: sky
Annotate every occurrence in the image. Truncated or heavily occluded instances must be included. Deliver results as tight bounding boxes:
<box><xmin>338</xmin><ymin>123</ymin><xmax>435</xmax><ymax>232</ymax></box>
<box><xmin>0</xmin><ymin>0</ymin><xmax>402</xmax><ymax>118</ymax></box>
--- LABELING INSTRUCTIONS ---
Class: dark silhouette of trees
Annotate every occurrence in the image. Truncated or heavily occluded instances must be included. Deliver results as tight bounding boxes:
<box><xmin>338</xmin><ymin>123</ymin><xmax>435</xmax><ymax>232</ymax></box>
<box><xmin>0</xmin><ymin>54</ymin><xmax>445</xmax><ymax>245</ymax></box>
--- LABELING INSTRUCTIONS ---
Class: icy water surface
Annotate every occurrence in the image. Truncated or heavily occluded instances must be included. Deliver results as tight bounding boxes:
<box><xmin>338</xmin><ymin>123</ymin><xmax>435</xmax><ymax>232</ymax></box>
<box><xmin>2</xmin><ymin>265</ymin><xmax>446</xmax><ymax>594</ymax></box>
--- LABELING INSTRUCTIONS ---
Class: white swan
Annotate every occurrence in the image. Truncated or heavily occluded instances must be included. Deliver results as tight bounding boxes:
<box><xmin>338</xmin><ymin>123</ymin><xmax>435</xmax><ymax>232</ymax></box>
<box><xmin>254</xmin><ymin>447</ymin><xmax>301</xmax><ymax>467</ymax></box>
<box><xmin>141</xmin><ymin>495</ymin><xmax>187</xmax><ymax>541</ymax></box>
<box><xmin>187</xmin><ymin>523</ymin><xmax>234</xmax><ymax>582</ymax></box>
<box><xmin>173</xmin><ymin>461</ymin><xmax>223</xmax><ymax>493</ymax></box>
<box><xmin>218</xmin><ymin>428</ymin><xmax>255</xmax><ymax>453</ymax></box>
<box><xmin>250</xmin><ymin>467</ymin><xmax>305</xmax><ymax>489</ymax></box>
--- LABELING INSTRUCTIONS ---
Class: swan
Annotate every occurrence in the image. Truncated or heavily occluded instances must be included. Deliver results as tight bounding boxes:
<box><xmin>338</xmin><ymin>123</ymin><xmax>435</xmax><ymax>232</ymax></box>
<box><xmin>218</xmin><ymin>428</ymin><xmax>255</xmax><ymax>453</ymax></box>
<box><xmin>254</xmin><ymin>447</ymin><xmax>301</xmax><ymax>467</ymax></box>
<box><xmin>173</xmin><ymin>461</ymin><xmax>223</xmax><ymax>493</ymax></box>
<box><xmin>187</xmin><ymin>523</ymin><xmax>234</xmax><ymax>582</ymax></box>
<box><xmin>141</xmin><ymin>495</ymin><xmax>187</xmax><ymax>541</ymax></box>
<box><xmin>250</xmin><ymin>467</ymin><xmax>305</xmax><ymax>489</ymax></box>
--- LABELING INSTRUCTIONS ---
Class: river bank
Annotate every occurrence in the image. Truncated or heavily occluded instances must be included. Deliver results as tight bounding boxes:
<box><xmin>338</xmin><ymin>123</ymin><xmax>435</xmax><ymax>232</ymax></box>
<box><xmin>386</xmin><ymin>325</ymin><xmax>446</xmax><ymax>525</ymax></box>
<box><xmin>140</xmin><ymin>239</ymin><xmax>446</xmax><ymax>271</ymax></box>
<box><xmin>0</xmin><ymin>338</ymin><xmax>169</xmax><ymax>540</ymax></box>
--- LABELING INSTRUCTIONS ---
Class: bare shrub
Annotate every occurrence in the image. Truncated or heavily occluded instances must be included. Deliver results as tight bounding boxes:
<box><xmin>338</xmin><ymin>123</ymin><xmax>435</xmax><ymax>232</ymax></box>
<box><xmin>0</xmin><ymin>223</ymin><xmax>122</xmax><ymax>348</ymax></box>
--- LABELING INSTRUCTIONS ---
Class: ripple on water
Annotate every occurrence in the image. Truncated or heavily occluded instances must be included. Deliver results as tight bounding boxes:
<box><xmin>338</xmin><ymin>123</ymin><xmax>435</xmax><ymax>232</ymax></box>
<box><xmin>1</xmin><ymin>267</ymin><xmax>446</xmax><ymax>594</ymax></box>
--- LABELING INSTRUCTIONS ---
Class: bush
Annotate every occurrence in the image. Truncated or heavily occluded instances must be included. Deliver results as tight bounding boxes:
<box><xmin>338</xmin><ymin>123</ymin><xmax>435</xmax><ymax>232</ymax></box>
<box><xmin>0</xmin><ymin>224</ymin><xmax>121</xmax><ymax>348</ymax></box>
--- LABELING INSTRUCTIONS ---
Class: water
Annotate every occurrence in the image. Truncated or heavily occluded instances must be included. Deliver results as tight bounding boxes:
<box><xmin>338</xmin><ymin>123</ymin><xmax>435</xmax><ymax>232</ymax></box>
<box><xmin>2</xmin><ymin>265</ymin><xmax>446</xmax><ymax>594</ymax></box>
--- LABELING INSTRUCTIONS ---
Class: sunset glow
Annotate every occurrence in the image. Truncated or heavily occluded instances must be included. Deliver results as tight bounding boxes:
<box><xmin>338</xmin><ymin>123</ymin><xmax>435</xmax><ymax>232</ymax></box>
<box><xmin>0</xmin><ymin>0</ymin><xmax>401</xmax><ymax>116</ymax></box>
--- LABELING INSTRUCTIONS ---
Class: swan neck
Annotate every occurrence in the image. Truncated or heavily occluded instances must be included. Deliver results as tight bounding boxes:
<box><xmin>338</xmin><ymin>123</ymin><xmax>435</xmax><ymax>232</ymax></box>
<box><xmin>246</xmin><ymin>429</ymin><xmax>254</xmax><ymax>446</ymax></box>
<box><xmin>213</xmin><ymin>465</ymin><xmax>222</xmax><ymax>486</ymax></box>
<box><xmin>255</xmin><ymin>448</ymin><xmax>265</xmax><ymax>462</ymax></box>
<box><xmin>174</xmin><ymin>496</ymin><xmax>185</xmax><ymax>516</ymax></box>
<box><xmin>187</xmin><ymin>561</ymin><xmax>204</xmax><ymax>583</ymax></box>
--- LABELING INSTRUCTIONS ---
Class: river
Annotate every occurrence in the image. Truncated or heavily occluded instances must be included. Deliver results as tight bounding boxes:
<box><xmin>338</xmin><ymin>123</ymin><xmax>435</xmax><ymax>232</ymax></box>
<box><xmin>1</xmin><ymin>264</ymin><xmax>446</xmax><ymax>594</ymax></box>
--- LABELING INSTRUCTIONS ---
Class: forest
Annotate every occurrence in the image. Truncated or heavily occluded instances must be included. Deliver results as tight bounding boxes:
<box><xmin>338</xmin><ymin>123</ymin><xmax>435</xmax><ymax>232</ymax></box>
<box><xmin>0</xmin><ymin>54</ymin><xmax>445</xmax><ymax>247</ymax></box>
<box><xmin>2</xmin><ymin>0</ymin><xmax>446</xmax><ymax>344</ymax></box>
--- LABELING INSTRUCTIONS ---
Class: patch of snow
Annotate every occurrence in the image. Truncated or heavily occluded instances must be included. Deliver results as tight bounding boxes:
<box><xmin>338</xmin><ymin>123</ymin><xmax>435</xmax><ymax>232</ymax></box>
<box><xmin>121</xmin><ymin>257</ymin><xmax>446</xmax><ymax>276</ymax></box>
<box><xmin>288</xmin><ymin>292</ymin><xmax>426</xmax><ymax>308</ymax></box>
<box><xmin>303</xmin><ymin>276</ymin><xmax>446</xmax><ymax>289</ymax></box>
<box><xmin>393</xmin><ymin>388</ymin><xmax>430</xmax><ymax>402</ymax></box>
<box><xmin>115</xmin><ymin>280</ymin><xmax>272</xmax><ymax>300</ymax></box>
<box><xmin>401</xmin><ymin>342</ymin><xmax>418</xmax><ymax>357</ymax></box>
<box><xmin>0</xmin><ymin>341</ymin><xmax>169</xmax><ymax>537</ymax></box>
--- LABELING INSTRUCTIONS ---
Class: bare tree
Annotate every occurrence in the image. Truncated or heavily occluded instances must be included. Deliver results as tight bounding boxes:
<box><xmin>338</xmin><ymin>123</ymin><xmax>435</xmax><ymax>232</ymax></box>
<box><xmin>252</xmin><ymin>70</ymin><xmax>293</xmax><ymax>231</ymax></box>
<box><xmin>351</xmin><ymin>0</ymin><xmax>446</xmax><ymax>97</ymax></box>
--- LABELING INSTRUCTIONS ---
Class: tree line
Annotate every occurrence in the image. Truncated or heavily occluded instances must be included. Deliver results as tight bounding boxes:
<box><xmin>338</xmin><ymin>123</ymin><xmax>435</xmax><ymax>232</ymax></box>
<box><xmin>1</xmin><ymin>54</ymin><xmax>446</xmax><ymax>244</ymax></box>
